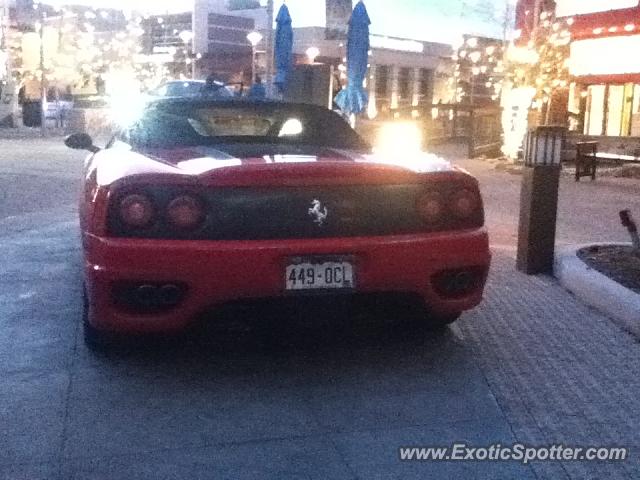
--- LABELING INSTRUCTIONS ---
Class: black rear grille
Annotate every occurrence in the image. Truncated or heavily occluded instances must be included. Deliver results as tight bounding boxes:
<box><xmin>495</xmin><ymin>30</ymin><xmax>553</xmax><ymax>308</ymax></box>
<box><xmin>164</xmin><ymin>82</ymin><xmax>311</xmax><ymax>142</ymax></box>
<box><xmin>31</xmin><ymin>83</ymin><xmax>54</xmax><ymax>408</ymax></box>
<box><xmin>108</xmin><ymin>185</ymin><xmax>483</xmax><ymax>240</ymax></box>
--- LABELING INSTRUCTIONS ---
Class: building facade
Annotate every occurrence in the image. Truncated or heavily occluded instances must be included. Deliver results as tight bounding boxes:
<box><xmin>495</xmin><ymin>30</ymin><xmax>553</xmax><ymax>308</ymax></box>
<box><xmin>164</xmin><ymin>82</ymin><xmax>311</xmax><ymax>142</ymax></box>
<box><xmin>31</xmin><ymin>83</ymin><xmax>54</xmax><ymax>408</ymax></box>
<box><xmin>143</xmin><ymin>1</ymin><xmax>453</xmax><ymax>115</ymax></box>
<box><xmin>286</xmin><ymin>26</ymin><xmax>452</xmax><ymax>116</ymax></box>
<box><xmin>232</xmin><ymin>5</ymin><xmax>453</xmax><ymax>116</ymax></box>
<box><xmin>143</xmin><ymin>11</ymin><xmax>254</xmax><ymax>83</ymax></box>
<box><xmin>561</xmin><ymin>0</ymin><xmax>640</xmax><ymax>139</ymax></box>
<box><xmin>517</xmin><ymin>0</ymin><xmax>640</xmax><ymax>148</ymax></box>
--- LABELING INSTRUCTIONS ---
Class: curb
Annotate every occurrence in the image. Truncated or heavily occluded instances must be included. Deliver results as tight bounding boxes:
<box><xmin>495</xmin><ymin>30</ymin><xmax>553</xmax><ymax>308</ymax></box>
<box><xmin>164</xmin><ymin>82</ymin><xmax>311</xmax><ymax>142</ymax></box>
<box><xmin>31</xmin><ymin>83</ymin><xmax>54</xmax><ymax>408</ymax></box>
<box><xmin>554</xmin><ymin>244</ymin><xmax>640</xmax><ymax>337</ymax></box>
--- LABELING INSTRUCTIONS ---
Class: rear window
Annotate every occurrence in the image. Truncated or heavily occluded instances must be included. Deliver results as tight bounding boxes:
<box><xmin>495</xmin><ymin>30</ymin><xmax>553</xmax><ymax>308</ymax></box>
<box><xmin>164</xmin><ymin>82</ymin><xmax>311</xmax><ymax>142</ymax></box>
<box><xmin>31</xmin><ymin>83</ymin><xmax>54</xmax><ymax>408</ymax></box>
<box><xmin>190</xmin><ymin>109</ymin><xmax>275</xmax><ymax>136</ymax></box>
<box><xmin>125</xmin><ymin>102</ymin><xmax>370</xmax><ymax>151</ymax></box>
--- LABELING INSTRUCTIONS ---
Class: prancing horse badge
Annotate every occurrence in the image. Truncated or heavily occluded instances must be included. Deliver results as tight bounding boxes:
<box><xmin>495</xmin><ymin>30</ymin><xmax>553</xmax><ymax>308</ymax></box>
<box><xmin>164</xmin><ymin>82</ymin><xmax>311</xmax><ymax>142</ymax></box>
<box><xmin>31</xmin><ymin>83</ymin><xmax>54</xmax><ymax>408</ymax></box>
<box><xmin>308</xmin><ymin>199</ymin><xmax>328</xmax><ymax>226</ymax></box>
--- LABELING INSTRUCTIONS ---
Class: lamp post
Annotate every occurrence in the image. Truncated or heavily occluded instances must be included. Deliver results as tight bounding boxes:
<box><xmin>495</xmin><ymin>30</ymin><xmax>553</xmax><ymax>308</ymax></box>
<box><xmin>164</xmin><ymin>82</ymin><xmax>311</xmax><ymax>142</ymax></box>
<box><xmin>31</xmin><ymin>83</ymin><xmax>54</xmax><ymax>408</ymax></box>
<box><xmin>1</xmin><ymin>0</ymin><xmax>17</xmax><ymax>127</ymax></box>
<box><xmin>37</xmin><ymin>6</ymin><xmax>46</xmax><ymax>137</ymax></box>
<box><xmin>265</xmin><ymin>0</ymin><xmax>273</xmax><ymax>90</ymax></box>
<box><xmin>178</xmin><ymin>30</ymin><xmax>194</xmax><ymax>78</ymax></box>
<box><xmin>306</xmin><ymin>46</ymin><xmax>320</xmax><ymax>64</ymax></box>
<box><xmin>247</xmin><ymin>31</ymin><xmax>263</xmax><ymax>84</ymax></box>
<box><xmin>516</xmin><ymin>126</ymin><xmax>566</xmax><ymax>275</ymax></box>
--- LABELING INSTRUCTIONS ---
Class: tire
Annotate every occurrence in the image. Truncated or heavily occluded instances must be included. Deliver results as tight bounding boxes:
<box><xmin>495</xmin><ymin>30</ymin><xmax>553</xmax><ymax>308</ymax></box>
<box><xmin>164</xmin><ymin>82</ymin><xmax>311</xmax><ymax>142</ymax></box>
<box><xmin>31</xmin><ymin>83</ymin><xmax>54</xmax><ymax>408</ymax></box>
<box><xmin>82</xmin><ymin>288</ymin><xmax>116</xmax><ymax>351</ymax></box>
<box><xmin>427</xmin><ymin>313</ymin><xmax>461</xmax><ymax>331</ymax></box>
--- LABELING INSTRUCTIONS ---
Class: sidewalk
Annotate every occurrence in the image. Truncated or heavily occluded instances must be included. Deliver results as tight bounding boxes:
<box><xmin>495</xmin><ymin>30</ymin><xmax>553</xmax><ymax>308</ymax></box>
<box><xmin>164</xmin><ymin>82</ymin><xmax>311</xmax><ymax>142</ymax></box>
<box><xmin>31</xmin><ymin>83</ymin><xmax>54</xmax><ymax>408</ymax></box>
<box><xmin>451</xmin><ymin>152</ymin><xmax>640</xmax><ymax>247</ymax></box>
<box><xmin>0</xmin><ymin>126</ymin><xmax>67</xmax><ymax>140</ymax></box>
<box><xmin>0</xmin><ymin>135</ymin><xmax>85</xmax><ymax>222</ymax></box>
<box><xmin>454</xmin><ymin>149</ymin><xmax>640</xmax><ymax>343</ymax></box>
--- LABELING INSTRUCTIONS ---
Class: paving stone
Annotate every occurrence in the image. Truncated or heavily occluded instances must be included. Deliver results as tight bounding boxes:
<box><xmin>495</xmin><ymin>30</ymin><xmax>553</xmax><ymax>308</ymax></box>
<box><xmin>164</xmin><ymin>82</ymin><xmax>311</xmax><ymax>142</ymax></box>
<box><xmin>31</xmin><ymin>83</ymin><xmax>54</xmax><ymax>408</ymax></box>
<box><xmin>460</xmin><ymin>253</ymin><xmax>640</xmax><ymax>479</ymax></box>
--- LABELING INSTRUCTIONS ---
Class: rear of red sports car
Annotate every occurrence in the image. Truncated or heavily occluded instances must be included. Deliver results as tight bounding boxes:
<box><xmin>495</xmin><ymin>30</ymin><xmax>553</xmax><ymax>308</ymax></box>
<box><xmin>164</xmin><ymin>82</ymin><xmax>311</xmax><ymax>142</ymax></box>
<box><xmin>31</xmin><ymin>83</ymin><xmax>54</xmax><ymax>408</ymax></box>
<box><xmin>73</xmin><ymin>100</ymin><xmax>490</xmax><ymax>344</ymax></box>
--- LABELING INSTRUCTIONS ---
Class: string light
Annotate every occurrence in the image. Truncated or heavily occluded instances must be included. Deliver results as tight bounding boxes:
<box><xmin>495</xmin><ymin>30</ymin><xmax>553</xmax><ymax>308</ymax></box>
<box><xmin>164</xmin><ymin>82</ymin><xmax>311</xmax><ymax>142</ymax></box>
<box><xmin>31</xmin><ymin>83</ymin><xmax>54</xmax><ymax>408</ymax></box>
<box><xmin>500</xmin><ymin>5</ymin><xmax>572</xmax><ymax>157</ymax></box>
<box><xmin>6</xmin><ymin>6</ymin><xmax>171</xmax><ymax>96</ymax></box>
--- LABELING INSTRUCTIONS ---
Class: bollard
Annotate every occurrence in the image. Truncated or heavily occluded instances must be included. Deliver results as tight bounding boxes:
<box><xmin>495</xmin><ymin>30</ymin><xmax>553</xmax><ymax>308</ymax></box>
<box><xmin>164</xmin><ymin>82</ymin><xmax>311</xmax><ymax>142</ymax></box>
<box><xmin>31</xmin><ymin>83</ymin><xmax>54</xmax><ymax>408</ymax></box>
<box><xmin>516</xmin><ymin>126</ymin><xmax>566</xmax><ymax>275</ymax></box>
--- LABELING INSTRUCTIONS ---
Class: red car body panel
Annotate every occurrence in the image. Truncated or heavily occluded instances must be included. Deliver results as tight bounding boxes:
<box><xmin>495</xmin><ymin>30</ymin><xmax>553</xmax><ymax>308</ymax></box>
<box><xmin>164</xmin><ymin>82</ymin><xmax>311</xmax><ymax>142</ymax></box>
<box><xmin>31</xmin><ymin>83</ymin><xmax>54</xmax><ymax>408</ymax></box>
<box><xmin>80</xmin><ymin>129</ymin><xmax>490</xmax><ymax>334</ymax></box>
<box><xmin>84</xmin><ymin>231</ymin><xmax>489</xmax><ymax>333</ymax></box>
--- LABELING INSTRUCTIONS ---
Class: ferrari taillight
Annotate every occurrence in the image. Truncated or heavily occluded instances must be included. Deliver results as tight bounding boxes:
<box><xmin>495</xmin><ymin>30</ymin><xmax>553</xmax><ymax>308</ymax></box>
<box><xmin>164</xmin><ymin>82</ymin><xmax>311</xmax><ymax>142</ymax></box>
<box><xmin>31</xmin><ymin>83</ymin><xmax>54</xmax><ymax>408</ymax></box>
<box><xmin>450</xmin><ymin>189</ymin><xmax>480</xmax><ymax>220</ymax></box>
<box><xmin>166</xmin><ymin>195</ymin><xmax>205</xmax><ymax>231</ymax></box>
<box><xmin>119</xmin><ymin>194</ymin><xmax>155</xmax><ymax>229</ymax></box>
<box><xmin>416</xmin><ymin>193</ymin><xmax>444</xmax><ymax>224</ymax></box>
<box><xmin>415</xmin><ymin>184</ymin><xmax>483</xmax><ymax>230</ymax></box>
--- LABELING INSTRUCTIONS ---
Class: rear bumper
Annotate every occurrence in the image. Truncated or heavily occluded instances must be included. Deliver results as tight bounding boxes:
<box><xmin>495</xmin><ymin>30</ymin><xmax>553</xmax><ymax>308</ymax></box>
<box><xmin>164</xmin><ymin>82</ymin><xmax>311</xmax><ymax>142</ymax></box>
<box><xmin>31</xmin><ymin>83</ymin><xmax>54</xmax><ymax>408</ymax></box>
<box><xmin>84</xmin><ymin>230</ymin><xmax>491</xmax><ymax>333</ymax></box>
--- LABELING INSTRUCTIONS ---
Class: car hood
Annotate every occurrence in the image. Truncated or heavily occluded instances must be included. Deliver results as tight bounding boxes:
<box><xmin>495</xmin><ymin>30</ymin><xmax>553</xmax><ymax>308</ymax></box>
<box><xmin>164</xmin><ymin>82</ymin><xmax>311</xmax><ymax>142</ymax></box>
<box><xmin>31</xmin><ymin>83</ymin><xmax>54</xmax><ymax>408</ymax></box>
<box><xmin>95</xmin><ymin>144</ymin><xmax>457</xmax><ymax>187</ymax></box>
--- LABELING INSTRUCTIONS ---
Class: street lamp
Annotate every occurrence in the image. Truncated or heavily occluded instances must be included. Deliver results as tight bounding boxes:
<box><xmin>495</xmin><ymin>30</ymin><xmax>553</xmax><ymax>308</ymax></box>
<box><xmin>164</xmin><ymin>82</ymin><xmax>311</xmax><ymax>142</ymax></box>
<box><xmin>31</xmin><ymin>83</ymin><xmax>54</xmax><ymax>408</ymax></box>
<box><xmin>306</xmin><ymin>46</ymin><xmax>320</xmax><ymax>64</ymax></box>
<box><xmin>178</xmin><ymin>30</ymin><xmax>194</xmax><ymax>78</ymax></box>
<box><xmin>247</xmin><ymin>31</ymin><xmax>263</xmax><ymax>84</ymax></box>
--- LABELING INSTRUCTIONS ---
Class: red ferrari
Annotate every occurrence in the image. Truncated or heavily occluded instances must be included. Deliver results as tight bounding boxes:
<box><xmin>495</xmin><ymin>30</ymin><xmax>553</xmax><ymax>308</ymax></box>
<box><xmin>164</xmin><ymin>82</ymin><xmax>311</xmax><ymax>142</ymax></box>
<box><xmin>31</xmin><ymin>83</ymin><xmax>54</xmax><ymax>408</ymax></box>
<box><xmin>66</xmin><ymin>99</ymin><xmax>490</xmax><ymax>347</ymax></box>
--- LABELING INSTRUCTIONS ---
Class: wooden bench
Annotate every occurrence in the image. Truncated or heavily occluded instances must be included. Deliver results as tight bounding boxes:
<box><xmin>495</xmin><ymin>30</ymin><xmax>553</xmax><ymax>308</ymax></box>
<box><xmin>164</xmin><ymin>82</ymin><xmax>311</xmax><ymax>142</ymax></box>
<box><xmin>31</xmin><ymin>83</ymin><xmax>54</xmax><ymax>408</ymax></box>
<box><xmin>575</xmin><ymin>141</ymin><xmax>598</xmax><ymax>182</ymax></box>
<box><xmin>594</xmin><ymin>152</ymin><xmax>640</xmax><ymax>164</ymax></box>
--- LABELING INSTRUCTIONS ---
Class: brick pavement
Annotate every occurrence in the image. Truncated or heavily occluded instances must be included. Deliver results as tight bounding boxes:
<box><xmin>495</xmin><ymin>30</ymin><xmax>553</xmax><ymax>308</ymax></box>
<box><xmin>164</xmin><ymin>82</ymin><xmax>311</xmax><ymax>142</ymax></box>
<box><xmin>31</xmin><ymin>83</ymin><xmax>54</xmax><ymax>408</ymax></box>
<box><xmin>461</xmin><ymin>248</ymin><xmax>640</xmax><ymax>480</ymax></box>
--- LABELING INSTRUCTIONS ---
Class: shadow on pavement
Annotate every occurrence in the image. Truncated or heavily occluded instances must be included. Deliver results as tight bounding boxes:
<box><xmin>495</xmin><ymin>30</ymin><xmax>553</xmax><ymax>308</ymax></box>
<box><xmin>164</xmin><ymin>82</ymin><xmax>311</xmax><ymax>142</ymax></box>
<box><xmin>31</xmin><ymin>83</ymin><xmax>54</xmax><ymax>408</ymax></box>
<box><xmin>89</xmin><ymin>294</ymin><xmax>459</xmax><ymax>364</ymax></box>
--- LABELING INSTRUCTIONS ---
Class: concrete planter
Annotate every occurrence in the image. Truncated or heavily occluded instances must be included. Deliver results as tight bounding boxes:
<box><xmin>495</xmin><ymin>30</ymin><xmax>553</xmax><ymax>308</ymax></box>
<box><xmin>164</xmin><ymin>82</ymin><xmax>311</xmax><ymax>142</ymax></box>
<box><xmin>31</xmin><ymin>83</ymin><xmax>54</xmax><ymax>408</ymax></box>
<box><xmin>554</xmin><ymin>243</ymin><xmax>640</xmax><ymax>337</ymax></box>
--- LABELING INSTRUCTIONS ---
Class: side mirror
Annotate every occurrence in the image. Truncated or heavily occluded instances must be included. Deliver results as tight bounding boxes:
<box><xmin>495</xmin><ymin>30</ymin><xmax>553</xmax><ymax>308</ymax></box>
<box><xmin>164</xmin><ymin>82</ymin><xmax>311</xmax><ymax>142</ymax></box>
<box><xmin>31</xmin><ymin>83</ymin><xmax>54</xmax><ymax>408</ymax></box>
<box><xmin>65</xmin><ymin>133</ymin><xmax>99</xmax><ymax>153</ymax></box>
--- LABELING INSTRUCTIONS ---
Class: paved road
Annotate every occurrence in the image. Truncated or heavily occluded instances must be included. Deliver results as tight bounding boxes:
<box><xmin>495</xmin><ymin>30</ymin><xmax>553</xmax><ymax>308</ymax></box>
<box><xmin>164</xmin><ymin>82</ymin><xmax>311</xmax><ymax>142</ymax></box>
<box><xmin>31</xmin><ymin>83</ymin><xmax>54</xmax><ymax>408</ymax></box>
<box><xmin>1</xmin><ymin>138</ymin><xmax>640</xmax><ymax>479</ymax></box>
<box><xmin>0</xmin><ymin>137</ymin><xmax>84</xmax><ymax>223</ymax></box>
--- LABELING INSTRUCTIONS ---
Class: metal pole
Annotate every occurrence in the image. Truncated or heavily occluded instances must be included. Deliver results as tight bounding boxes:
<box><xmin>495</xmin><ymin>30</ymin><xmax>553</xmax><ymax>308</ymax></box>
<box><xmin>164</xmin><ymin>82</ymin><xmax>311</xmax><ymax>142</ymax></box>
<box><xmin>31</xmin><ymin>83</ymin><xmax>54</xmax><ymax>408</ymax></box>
<box><xmin>192</xmin><ymin>45</ymin><xmax>196</xmax><ymax>79</ymax></box>
<box><xmin>251</xmin><ymin>45</ymin><xmax>256</xmax><ymax>83</ymax></box>
<box><xmin>328</xmin><ymin>64</ymin><xmax>335</xmax><ymax>110</ymax></box>
<box><xmin>265</xmin><ymin>0</ymin><xmax>273</xmax><ymax>93</ymax></box>
<box><xmin>1</xmin><ymin>0</ymin><xmax>16</xmax><ymax>126</ymax></box>
<box><xmin>39</xmin><ymin>7</ymin><xmax>46</xmax><ymax>136</ymax></box>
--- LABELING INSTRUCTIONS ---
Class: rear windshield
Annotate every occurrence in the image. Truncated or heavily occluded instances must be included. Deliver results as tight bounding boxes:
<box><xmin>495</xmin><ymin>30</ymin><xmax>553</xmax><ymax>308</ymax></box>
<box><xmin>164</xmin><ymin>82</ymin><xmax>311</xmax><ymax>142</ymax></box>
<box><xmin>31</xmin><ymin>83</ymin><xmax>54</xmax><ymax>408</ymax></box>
<box><xmin>124</xmin><ymin>102</ymin><xmax>370</xmax><ymax>151</ymax></box>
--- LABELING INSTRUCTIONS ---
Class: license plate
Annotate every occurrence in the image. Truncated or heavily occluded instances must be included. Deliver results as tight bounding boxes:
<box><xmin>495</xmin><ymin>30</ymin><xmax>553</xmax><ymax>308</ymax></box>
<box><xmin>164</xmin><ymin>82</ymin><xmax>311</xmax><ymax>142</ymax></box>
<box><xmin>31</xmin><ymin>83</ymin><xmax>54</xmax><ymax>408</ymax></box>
<box><xmin>285</xmin><ymin>260</ymin><xmax>355</xmax><ymax>291</ymax></box>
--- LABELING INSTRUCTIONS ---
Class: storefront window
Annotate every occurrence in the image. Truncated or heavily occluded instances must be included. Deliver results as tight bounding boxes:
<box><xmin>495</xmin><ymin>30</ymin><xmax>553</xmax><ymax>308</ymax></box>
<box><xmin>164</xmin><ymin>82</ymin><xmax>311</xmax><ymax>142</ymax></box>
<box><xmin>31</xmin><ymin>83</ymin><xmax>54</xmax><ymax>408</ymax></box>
<box><xmin>604</xmin><ymin>84</ymin><xmax>634</xmax><ymax>137</ymax></box>
<box><xmin>419</xmin><ymin>68</ymin><xmax>433</xmax><ymax>106</ymax></box>
<box><xmin>397</xmin><ymin>67</ymin><xmax>411</xmax><ymax>106</ymax></box>
<box><xmin>584</xmin><ymin>83</ymin><xmax>638</xmax><ymax>137</ymax></box>
<box><xmin>375</xmin><ymin>65</ymin><xmax>389</xmax><ymax>98</ymax></box>
<box><xmin>621</xmin><ymin>83</ymin><xmax>634</xmax><ymax>137</ymax></box>
<box><xmin>606</xmin><ymin>85</ymin><xmax>624</xmax><ymax>137</ymax></box>
<box><xmin>375</xmin><ymin>65</ymin><xmax>390</xmax><ymax>115</ymax></box>
<box><xmin>585</xmin><ymin>85</ymin><xmax>605</xmax><ymax>136</ymax></box>
<box><xmin>631</xmin><ymin>84</ymin><xmax>640</xmax><ymax>136</ymax></box>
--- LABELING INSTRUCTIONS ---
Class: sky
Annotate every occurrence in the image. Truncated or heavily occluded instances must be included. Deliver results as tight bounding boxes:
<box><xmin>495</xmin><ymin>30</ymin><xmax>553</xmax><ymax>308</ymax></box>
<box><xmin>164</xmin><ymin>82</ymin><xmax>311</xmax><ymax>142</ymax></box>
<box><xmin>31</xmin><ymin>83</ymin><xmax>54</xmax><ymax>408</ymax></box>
<box><xmin>274</xmin><ymin>0</ymin><xmax>511</xmax><ymax>43</ymax></box>
<box><xmin>45</xmin><ymin>0</ymin><xmax>512</xmax><ymax>44</ymax></box>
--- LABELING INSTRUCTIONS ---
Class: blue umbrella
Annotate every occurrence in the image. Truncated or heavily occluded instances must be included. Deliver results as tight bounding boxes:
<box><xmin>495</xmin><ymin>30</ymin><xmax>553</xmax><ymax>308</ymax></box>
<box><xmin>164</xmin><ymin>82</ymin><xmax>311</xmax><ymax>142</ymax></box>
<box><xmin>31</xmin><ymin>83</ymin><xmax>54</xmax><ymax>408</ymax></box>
<box><xmin>274</xmin><ymin>4</ymin><xmax>293</xmax><ymax>94</ymax></box>
<box><xmin>335</xmin><ymin>0</ymin><xmax>371</xmax><ymax>116</ymax></box>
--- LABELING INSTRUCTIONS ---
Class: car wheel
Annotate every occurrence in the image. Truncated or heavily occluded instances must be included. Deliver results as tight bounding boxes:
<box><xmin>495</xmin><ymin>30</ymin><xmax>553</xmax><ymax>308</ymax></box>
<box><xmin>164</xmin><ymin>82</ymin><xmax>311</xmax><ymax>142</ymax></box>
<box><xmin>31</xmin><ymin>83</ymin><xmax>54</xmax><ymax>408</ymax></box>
<box><xmin>82</xmin><ymin>288</ymin><xmax>114</xmax><ymax>351</ymax></box>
